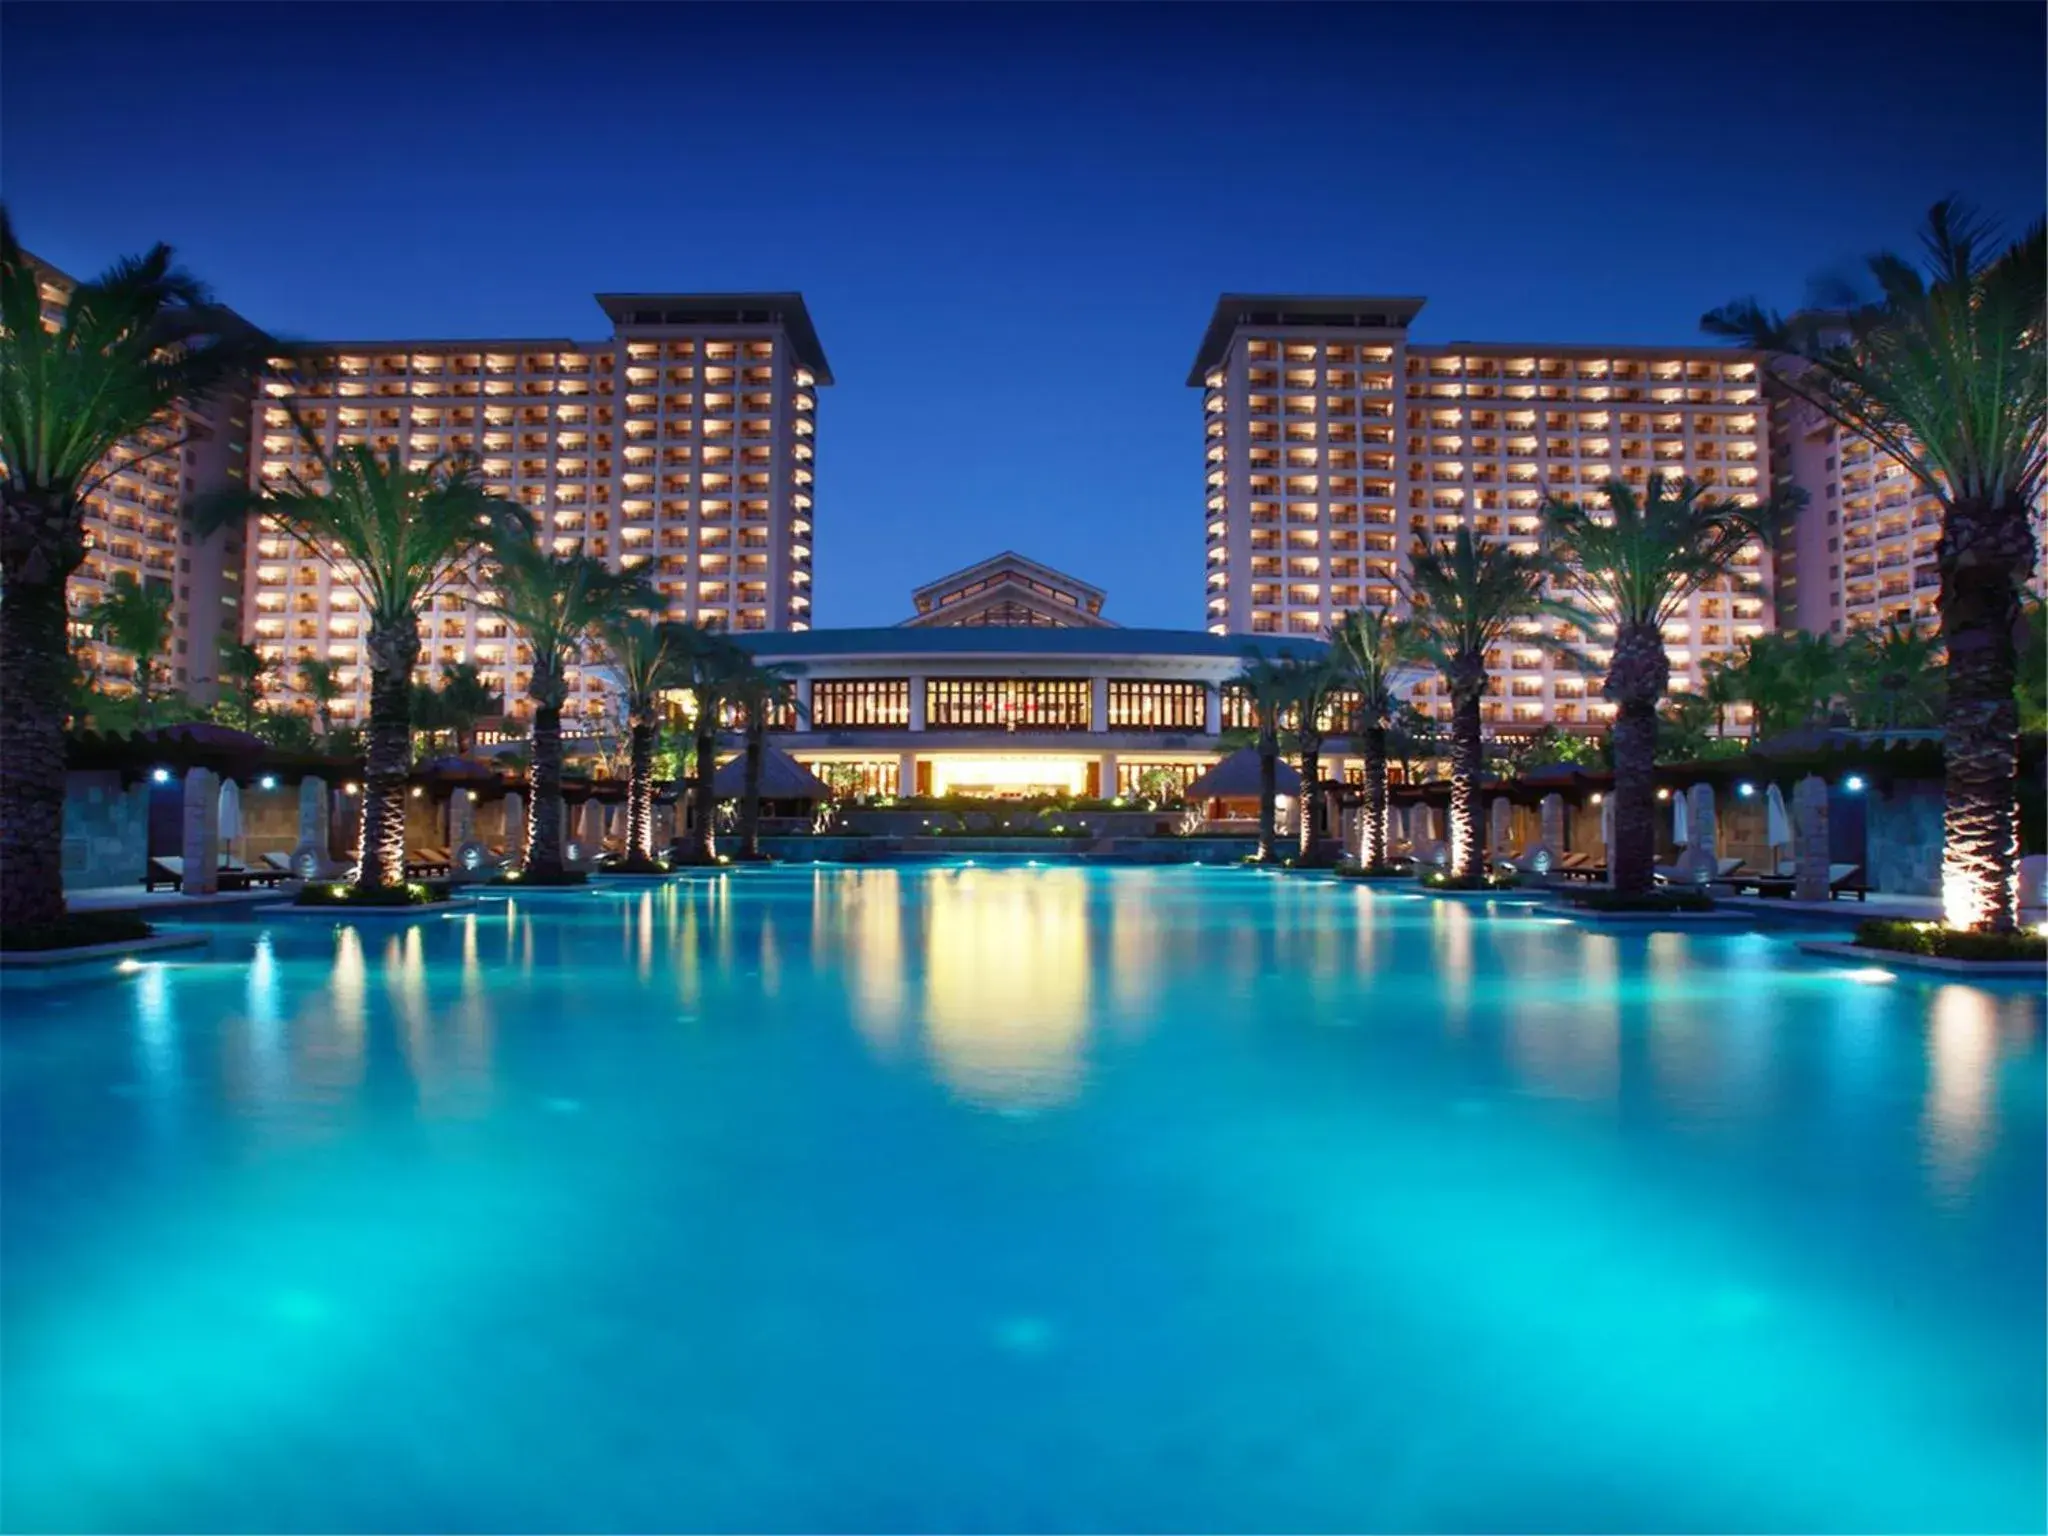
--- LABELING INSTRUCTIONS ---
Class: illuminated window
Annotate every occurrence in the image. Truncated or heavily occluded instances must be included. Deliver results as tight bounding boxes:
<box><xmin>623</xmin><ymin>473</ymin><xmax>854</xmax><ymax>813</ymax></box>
<box><xmin>925</xmin><ymin>678</ymin><xmax>1090</xmax><ymax>731</ymax></box>
<box><xmin>811</xmin><ymin>679</ymin><xmax>911</xmax><ymax>729</ymax></box>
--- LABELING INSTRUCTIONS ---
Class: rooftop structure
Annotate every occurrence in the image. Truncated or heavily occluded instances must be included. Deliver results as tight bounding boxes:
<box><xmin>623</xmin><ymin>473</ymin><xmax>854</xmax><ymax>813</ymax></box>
<box><xmin>903</xmin><ymin>551</ymin><xmax>1114</xmax><ymax>629</ymax></box>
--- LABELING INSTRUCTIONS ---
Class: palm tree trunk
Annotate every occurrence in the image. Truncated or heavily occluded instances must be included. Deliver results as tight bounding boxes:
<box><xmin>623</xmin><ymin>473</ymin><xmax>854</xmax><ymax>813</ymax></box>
<box><xmin>1448</xmin><ymin>683</ymin><xmax>1484</xmax><ymax>881</ymax></box>
<box><xmin>0</xmin><ymin>576</ymin><xmax>74</xmax><ymax>928</ymax></box>
<box><xmin>685</xmin><ymin>723</ymin><xmax>718</xmax><ymax>864</ymax></box>
<box><xmin>1605</xmin><ymin>622</ymin><xmax>1669</xmax><ymax>899</ymax></box>
<box><xmin>1255</xmin><ymin>729</ymin><xmax>1277</xmax><ymax>862</ymax></box>
<box><xmin>1939</xmin><ymin>494</ymin><xmax>2032</xmax><ymax>931</ymax></box>
<box><xmin>626</xmin><ymin>713</ymin><xmax>656</xmax><ymax>863</ymax></box>
<box><xmin>1297</xmin><ymin>745</ymin><xmax>1321</xmax><ymax>863</ymax></box>
<box><xmin>739</xmin><ymin>721</ymin><xmax>765</xmax><ymax>859</ymax></box>
<box><xmin>526</xmin><ymin>702</ymin><xmax>565</xmax><ymax>877</ymax></box>
<box><xmin>1361</xmin><ymin>723</ymin><xmax>1389</xmax><ymax>870</ymax></box>
<box><xmin>317</xmin><ymin>701</ymin><xmax>333</xmax><ymax>742</ymax></box>
<box><xmin>359</xmin><ymin>622</ymin><xmax>417</xmax><ymax>890</ymax></box>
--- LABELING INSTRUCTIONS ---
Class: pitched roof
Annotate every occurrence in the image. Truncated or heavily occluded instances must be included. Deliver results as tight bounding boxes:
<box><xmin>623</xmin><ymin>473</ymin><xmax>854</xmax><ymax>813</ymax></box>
<box><xmin>711</xmin><ymin>745</ymin><xmax>832</xmax><ymax>800</ymax></box>
<box><xmin>1185</xmin><ymin>746</ymin><xmax>1301</xmax><ymax>799</ymax></box>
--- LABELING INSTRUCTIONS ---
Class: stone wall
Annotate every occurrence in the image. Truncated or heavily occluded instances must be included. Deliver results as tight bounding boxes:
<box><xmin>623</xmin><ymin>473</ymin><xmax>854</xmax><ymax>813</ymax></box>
<box><xmin>1866</xmin><ymin>781</ymin><xmax>1942</xmax><ymax>896</ymax></box>
<box><xmin>61</xmin><ymin>771</ymin><xmax>150</xmax><ymax>891</ymax></box>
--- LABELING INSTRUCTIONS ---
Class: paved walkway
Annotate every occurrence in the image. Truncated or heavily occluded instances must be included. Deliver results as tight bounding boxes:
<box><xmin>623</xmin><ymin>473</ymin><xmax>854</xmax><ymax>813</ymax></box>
<box><xmin>1716</xmin><ymin>891</ymin><xmax>1937</xmax><ymax>921</ymax></box>
<box><xmin>64</xmin><ymin>886</ymin><xmax>286</xmax><ymax>915</ymax></box>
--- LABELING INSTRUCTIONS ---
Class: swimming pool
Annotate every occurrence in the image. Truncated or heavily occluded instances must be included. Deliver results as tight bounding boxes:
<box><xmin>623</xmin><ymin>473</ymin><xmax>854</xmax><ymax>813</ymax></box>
<box><xmin>3</xmin><ymin>866</ymin><xmax>2041</xmax><ymax>1532</ymax></box>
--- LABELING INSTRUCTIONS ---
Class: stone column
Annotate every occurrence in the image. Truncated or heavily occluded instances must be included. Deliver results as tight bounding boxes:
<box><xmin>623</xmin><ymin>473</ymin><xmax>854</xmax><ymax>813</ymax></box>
<box><xmin>1089</xmin><ymin>676</ymin><xmax>1109</xmax><ymax>734</ymax></box>
<box><xmin>794</xmin><ymin>675</ymin><xmax>813</xmax><ymax>732</ymax></box>
<box><xmin>1677</xmin><ymin>783</ymin><xmax>1719</xmax><ymax>884</ymax></box>
<box><xmin>1541</xmin><ymin>793</ymin><xmax>1565</xmax><ymax>850</ymax></box>
<box><xmin>897</xmin><ymin>751</ymin><xmax>918</xmax><ymax>799</ymax></box>
<box><xmin>1203</xmin><ymin>684</ymin><xmax>1222</xmax><ymax>737</ymax></box>
<box><xmin>1793</xmin><ymin>774</ymin><xmax>1830</xmax><ymax>903</ymax></box>
<box><xmin>291</xmin><ymin>775</ymin><xmax>331</xmax><ymax>878</ymax></box>
<box><xmin>907</xmin><ymin>675</ymin><xmax>927</xmax><ymax>732</ymax></box>
<box><xmin>1488</xmin><ymin>796</ymin><xmax>1512</xmax><ymax>862</ymax></box>
<box><xmin>1097</xmin><ymin>751</ymin><xmax>1119</xmax><ymax>799</ymax></box>
<box><xmin>181</xmin><ymin>766</ymin><xmax>221</xmax><ymax>895</ymax></box>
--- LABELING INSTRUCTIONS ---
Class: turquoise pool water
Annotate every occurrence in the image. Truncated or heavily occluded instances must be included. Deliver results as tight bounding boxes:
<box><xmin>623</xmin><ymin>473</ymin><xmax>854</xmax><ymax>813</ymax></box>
<box><xmin>2</xmin><ymin>866</ymin><xmax>2041</xmax><ymax>1533</ymax></box>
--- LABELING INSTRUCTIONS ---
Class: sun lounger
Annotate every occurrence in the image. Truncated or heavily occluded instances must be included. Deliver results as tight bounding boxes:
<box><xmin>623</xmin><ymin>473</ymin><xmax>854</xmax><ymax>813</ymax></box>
<box><xmin>1728</xmin><ymin>862</ymin><xmax>1869</xmax><ymax>900</ymax></box>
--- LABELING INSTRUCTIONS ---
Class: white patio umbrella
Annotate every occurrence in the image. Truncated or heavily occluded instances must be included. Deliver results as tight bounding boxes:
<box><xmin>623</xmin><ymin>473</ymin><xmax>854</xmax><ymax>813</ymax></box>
<box><xmin>1765</xmin><ymin>782</ymin><xmax>1792</xmax><ymax>854</ymax></box>
<box><xmin>1671</xmin><ymin>789</ymin><xmax>1690</xmax><ymax>847</ymax></box>
<box><xmin>1421</xmin><ymin>805</ymin><xmax>1439</xmax><ymax>842</ymax></box>
<box><xmin>217</xmin><ymin>778</ymin><xmax>242</xmax><ymax>857</ymax></box>
<box><xmin>1389</xmin><ymin>805</ymin><xmax>1408</xmax><ymax>842</ymax></box>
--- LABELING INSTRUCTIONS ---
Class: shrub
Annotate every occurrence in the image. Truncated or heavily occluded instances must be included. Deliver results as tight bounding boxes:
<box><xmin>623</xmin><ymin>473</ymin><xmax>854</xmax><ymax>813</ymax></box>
<box><xmin>486</xmin><ymin>870</ymin><xmax>590</xmax><ymax>888</ymax></box>
<box><xmin>1854</xmin><ymin>919</ymin><xmax>2046</xmax><ymax>963</ymax></box>
<box><xmin>1336</xmin><ymin>862</ymin><xmax>1410</xmax><ymax>879</ymax></box>
<box><xmin>1562</xmin><ymin>888</ymin><xmax>1716</xmax><ymax>913</ymax></box>
<box><xmin>294</xmin><ymin>881</ymin><xmax>451</xmax><ymax>908</ymax></box>
<box><xmin>1420</xmin><ymin>870</ymin><xmax>1519</xmax><ymax>892</ymax></box>
<box><xmin>0</xmin><ymin>911</ymin><xmax>155</xmax><ymax>952</ymax></box>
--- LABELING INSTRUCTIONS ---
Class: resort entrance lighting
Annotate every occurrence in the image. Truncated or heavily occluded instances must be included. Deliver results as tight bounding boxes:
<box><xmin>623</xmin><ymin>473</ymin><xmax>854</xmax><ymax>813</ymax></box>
<box><xmin>928</xmin><ymin>754</ymin><xmax>1090</xmax><ymax>799</ymax></box>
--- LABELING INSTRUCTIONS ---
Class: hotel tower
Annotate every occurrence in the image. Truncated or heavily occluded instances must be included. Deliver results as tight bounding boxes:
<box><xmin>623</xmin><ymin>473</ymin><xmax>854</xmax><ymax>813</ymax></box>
<box><xmin>1191</xmin><ymin>294</ymin><xmax>1775</xmax><ymax>731</ymax></box>
<box><xmin>249</xmin><ymin>293</ymin><xmax>828</xmax><ymax>730</ymax></box>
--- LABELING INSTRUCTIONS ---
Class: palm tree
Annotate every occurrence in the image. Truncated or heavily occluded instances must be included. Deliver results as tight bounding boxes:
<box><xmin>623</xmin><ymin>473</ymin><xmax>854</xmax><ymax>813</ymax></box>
<box><xmin>1542</xmin><ymin>475</ymin><xmax>1776</xmax><ymax>896</ymax></box>
<box><xmin>1404</xmin><ymin>528</ymin><xmax>1555</xmax><ymax>881</ymax></box>
<box><xmin>212</xmin><ymin>636</ymin><xmax>272</xmax><ymax>720</ymax></box>
<box><xmin>297</xmin><ymin>656</ymin><xmax>343</xmax><ymax>741</ymax></box>
<box><xmin>0</xmin><ymin>216</ymin><xmax>264</xmax><ymax>928</ymax></box>
<box><xmin>198</xmin><ymin>420</ymin><xmax>530</xmax><ymax>890</ymax></box>
<box><xmin>1330</xmin><ymin>607</ymin><xmax>1414</xmax><ymax>870</ymax></box>
<box><xmin>1282</xmin><ymin>657</ymin><xmax>1343</xmax><ymax>865</ymax></box>
<box><xmin>476</xmin><ymin>542</ymin><xmax>655</xmax><ymax>879</ymax></box>
<box><xmin>1845</xmin><ymin>621</ymin><xmax>1945</xmax><ymax>730</ymax></box>
<box><xmin>597</xmin><ymin>613</ymin><xmax>696</xmax><ymax>868</ymax></box>
<box><xmin>672</xmin><ymin>625</ymin><xmax>749</xmax><ymax>865</ymax></box>
<box><xmin>1228</xmin><ymin>653</ymin><xmax>1300</xmax><ymax>862</ymax></box>
<box><xmin>727</xmin><ymin>662</ymin><xmax>803</xmax><ymax>860</ymax></box>
<box><xmin>84</xmin><ymin>573</ymin><xmax>175</xmax><ymax>725</ymax></box>
<box><xmin>1706</xmin><ymin>200</ymin><xmax>2045</xmax><ymax>932</ymax></box>
<box><xmin>1713</xmin><ymin>631</ymin><xmax>1841</xmax><ymax>740</ymax></box>
<box><xmin>434</xmin><ymin>661</ymin><xmax>499</xmax><ymax>754</ymax></box>
<box><xmin>1699</xmin><ymin>659</ymin><xmax>1744</xmax><ymax>739</ymax></box>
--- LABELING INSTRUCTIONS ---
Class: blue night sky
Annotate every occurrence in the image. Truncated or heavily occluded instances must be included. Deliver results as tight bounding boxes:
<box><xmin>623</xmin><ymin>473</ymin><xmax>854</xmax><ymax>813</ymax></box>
<box><xmin>4</xmin><ymin>3</ymin><xmax>2041</xmax><ymax>628</ymax></box>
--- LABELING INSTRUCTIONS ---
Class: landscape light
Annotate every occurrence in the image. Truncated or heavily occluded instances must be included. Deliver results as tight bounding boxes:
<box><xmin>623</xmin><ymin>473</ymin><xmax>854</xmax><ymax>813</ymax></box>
<box><xmin>1843</xmin><ymin>774</ymin><xmax>1866</xmax><ymax>793</ymax></box>
<box><xmin>259</xmin><ymin>775</ymin><xmax>278</xmax><ymax>791</ymax></box>
<box><xmin>150</xmin><ymin>767</ymin><xmax>171</xmax><ymax>785</ymax></box>
<box><xmin>1589</xmin><ymin>791</ymin><xmax>1603</xmax><ymax>804</ymax></box>
<box><xmin>1737</xmin><ymin>782</ymin><xmax>1757</xmax><ymax>798</ymax></box>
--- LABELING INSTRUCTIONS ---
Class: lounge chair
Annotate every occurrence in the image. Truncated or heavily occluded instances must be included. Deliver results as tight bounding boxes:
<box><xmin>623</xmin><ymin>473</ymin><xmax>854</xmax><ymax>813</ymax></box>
<box><xmin>143</xmin><ymin>855</ymin><xmax>283</xmax><ymax>893</ymax></box>
<box><xmin>1727</xmin><ymin>862</ymin><xmax>1869</xmax><ymax>901</ymax></box>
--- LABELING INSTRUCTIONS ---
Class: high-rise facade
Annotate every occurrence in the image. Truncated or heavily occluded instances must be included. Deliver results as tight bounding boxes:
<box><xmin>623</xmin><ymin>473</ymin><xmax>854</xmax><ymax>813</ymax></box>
<box><xmin>1192</xmin><ymin>294</ymin><xmax>1775</xmax><ymax>729</ymax></box>
<box><xmin>29</xmin><ymin>257</ymin><xmax>255</xmax><ymax>702</ymax></box>
<box><xmin>250</xmin><ymin>293</ymin><xmax>828</xmax><ymax>729</ymax></box>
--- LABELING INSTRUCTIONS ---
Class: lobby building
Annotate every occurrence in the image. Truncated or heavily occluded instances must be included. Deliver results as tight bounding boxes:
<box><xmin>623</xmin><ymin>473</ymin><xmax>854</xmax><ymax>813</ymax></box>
<box><xmin>738</xmin><ymin>554</ymin><xmax>1368</xmax><ymax>800</ymax></box>
<box><xmin>247</xmin><ymin>291</ymin><xmax>828</xmax><ymax>729</ymax></box>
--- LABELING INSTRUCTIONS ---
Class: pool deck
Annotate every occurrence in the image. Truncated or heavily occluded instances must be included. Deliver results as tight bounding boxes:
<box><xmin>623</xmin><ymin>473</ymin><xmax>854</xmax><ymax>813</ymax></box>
<box><xmin>1715</xmin><ymin>891</ymin><xmax>1940</xmax><ymax>922</ymax></box>
<box><xmin>63</xmin><ymin>886</ymin><xmax>287</xmax><ymax>915</ymax></box>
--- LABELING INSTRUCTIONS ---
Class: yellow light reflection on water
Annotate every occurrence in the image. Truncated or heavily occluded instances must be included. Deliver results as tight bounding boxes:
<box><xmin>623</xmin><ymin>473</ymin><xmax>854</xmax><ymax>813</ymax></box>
<box><xmin>1923</xmin><ymin>984</ymin><xmax>1997</xmax><ymax>1203</ymax></box>
<box><xmin>921</xmin><ymin>867</ymin><xmax>1091</xmax><ymax>1110</ymax></box>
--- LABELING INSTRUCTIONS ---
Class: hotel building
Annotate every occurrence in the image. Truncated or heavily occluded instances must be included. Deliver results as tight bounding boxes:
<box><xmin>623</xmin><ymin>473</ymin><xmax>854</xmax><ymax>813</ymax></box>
<box><xmin>249</xmin><ymin>292</ymin><xmax>828</xmax><ymax>729</ymax></box>
<box><xmin>29</xmin><ymin>257</ymin><xmax>255</xmax><ymax>700</ymax></box>
<box><xmin>1192</xmin><ymin>295</ymin><xmax>1774</xmax><ymax>730</ymax></box>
